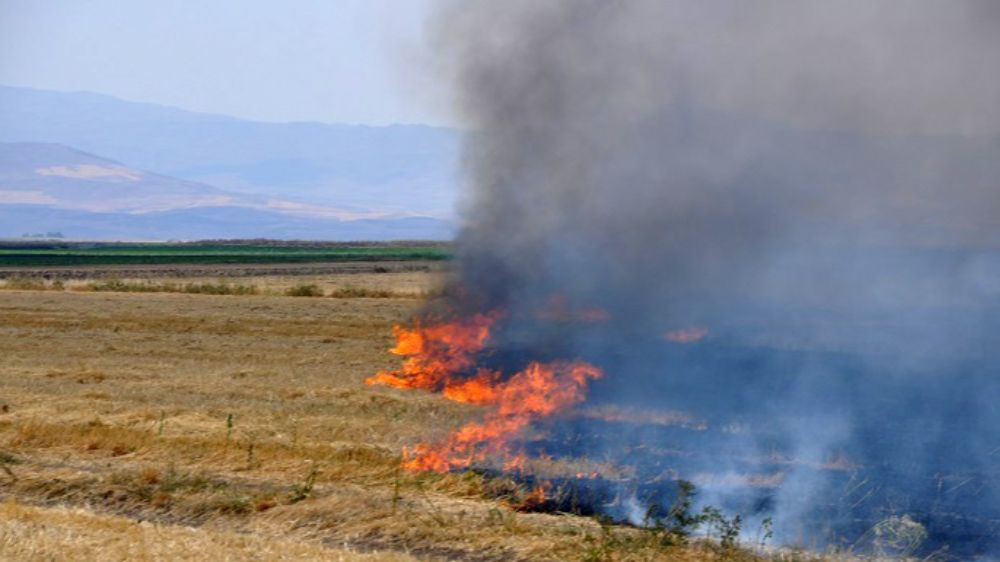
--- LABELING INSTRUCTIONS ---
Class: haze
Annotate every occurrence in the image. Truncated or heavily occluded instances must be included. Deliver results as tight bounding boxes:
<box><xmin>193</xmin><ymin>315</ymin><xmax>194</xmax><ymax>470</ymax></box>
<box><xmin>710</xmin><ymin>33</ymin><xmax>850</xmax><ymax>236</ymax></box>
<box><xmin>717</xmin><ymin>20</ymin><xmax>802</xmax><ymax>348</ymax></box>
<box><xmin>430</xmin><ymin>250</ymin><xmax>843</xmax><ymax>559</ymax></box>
<box><xmin>0</xmin><ymin>0</ymin><xmax>441</xmax><ymax>126</ymax></box>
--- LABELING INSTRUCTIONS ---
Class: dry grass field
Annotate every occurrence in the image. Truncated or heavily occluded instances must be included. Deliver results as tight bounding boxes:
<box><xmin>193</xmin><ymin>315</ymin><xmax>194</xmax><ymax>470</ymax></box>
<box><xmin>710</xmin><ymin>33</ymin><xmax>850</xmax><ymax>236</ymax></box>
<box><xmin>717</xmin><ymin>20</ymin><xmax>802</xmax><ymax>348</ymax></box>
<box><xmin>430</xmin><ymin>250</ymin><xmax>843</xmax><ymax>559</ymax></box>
<box><xmin>0</xmin><ymin>267</ymin><xmax>838</xmax><ymax>561</ymax></box>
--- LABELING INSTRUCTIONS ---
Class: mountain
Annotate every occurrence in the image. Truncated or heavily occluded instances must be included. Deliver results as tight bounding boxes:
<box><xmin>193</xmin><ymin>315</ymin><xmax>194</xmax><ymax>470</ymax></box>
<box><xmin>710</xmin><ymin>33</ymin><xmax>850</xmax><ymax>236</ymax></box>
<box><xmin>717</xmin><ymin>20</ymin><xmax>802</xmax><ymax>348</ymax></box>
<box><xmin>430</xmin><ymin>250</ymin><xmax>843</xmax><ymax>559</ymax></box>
<box><xmin>0</xmin><ymin>205</ymin><xmax>452</xmax><ymax>241</ymax></box>
<box><xmin>0</xmin><ymin>142</ymin><xmax>453</xmax><ymax>240</ymax></box>
<box><xmin>0</xmin><ymin>142</ymin><xmax>246</xmax><ymax>213</ymax></box>
<box><xmin>0</xmin><ymin>85</ymin><xmax>461</xmax><ymax>219</ymax></box>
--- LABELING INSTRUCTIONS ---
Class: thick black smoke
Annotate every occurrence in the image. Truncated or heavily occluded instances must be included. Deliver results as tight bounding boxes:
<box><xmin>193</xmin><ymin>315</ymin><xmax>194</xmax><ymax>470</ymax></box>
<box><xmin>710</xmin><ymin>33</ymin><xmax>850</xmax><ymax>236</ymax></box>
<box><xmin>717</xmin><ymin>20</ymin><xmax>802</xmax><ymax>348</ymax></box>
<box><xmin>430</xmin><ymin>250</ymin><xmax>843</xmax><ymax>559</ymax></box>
<box><xmin>431</xmin><ymin>1</ymin><xmax>1000</xmax><ymax>557</ymax></box>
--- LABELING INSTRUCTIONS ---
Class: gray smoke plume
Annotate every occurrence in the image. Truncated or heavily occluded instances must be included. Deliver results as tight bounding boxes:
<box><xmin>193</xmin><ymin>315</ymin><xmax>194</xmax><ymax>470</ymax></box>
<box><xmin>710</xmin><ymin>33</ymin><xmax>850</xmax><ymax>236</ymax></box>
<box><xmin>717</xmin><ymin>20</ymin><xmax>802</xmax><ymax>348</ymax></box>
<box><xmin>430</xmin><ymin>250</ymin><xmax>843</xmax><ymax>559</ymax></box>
<box><xmin>429</xmin><ymin>1</ymin><xmax>1000</xmax><ymax>557</ymax></box>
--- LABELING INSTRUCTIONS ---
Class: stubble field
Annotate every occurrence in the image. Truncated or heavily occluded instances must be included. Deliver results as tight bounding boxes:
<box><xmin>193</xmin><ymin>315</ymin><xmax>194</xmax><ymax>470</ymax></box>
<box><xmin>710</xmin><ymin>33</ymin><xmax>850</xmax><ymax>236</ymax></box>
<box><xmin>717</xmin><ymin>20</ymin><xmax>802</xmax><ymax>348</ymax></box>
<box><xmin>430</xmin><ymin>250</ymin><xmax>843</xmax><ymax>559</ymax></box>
<box><xmin>0</xmin><ymin>265</ymin><xmax>826</xmax><ymax>561</ymax></box>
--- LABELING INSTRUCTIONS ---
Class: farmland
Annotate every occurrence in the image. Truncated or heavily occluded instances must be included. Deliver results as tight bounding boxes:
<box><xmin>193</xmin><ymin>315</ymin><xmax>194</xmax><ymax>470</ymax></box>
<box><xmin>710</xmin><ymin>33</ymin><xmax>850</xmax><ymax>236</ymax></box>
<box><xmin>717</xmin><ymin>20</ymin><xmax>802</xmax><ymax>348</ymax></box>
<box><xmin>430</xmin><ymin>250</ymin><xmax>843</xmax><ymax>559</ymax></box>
<box><xmin>0</xmin><ymin>241</ymin><xmax>450</xmax><ymax>268</ymax></box>
<box><xmin>0</xmin><ymin>266</ymin><xmax>836</xmax><ymax>561</ymax></box>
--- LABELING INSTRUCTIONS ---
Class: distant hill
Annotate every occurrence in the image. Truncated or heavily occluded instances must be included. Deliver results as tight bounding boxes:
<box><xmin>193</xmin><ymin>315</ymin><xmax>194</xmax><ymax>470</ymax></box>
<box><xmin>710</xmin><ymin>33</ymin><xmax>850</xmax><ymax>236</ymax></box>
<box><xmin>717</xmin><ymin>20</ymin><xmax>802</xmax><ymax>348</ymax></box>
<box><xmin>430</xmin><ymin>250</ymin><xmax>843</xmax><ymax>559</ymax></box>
<box><xmin>0</xmin><ymin>142</ymin><xmax>453</xmax><ymax>240</ymax></box>
<box><xmin>0</xmin><ymin>204</ymin><xmax>453</xmax><ymax>241</ymax></box>
<box><xmin>0</xmin><ymin>142</ymin><xmax>255</xmax><ymax>214</ymax></box>
<box><xmin>0</xmin><ymin>85</ymin><xmax>460</xmax><ymax>219</ymax></box>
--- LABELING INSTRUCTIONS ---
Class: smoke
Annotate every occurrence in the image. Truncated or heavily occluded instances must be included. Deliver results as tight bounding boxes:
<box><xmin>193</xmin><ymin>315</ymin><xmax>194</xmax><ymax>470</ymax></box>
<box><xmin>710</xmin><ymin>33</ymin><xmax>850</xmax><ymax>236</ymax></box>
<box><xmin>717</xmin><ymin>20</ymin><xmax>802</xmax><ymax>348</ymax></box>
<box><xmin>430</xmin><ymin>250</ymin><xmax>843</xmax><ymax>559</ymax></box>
<box><xmin>428</xmin><ymin>1</ymin><xmax>1000</xmax><ymax>557</ymax></box>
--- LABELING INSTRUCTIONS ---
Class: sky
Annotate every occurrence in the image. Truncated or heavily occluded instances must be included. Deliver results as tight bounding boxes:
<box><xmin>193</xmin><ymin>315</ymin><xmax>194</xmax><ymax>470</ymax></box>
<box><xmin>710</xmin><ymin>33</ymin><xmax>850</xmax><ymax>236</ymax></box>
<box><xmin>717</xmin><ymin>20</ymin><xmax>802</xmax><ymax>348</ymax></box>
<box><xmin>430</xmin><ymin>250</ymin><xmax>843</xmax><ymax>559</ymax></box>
<box><xmin>0</xmin><ymin>0</ymin><xmax>443</xmax><ymax>126</ymax></box>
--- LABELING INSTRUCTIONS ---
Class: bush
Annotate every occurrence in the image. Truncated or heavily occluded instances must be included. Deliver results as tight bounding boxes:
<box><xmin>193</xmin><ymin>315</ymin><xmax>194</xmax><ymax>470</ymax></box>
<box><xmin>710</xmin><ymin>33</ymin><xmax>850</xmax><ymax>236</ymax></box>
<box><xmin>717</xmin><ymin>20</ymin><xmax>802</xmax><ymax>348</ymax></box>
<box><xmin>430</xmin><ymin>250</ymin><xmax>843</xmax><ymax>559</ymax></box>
<box><xmin>182</xmin><ymin>283</ymin><xmax>257</xmax><ymax>295</ymax></box>
<box><xmin>328</xmin><ymin>286</ymin><xmax>395</xmax><ymax>298</ymax></box>
<box><xmin>3</xmin><ymin>277</ymin><xmax>48</xmax><ymax>290</ymax></box>
<box><xmin>285</xmin><ymin>284</ymin><xmax>324</xmax><ymax>297</ymax></box>
<box><xmin>85</xmin><ymin>280</ymin><xmax>154</xmax><ymax>293</ymax></box>
<box><xmin>84</xmin><ymin>280</ymin><xmax>258</xmax><ymax>295</ymax></box>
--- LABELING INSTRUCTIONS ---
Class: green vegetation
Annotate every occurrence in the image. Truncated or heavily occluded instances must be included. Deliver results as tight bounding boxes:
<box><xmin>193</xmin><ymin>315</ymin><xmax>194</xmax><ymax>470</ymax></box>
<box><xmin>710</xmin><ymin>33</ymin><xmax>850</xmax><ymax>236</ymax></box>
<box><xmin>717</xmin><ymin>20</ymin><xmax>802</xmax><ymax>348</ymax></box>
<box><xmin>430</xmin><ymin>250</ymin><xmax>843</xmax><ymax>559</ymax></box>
<box><xmin>285</xmin><ymin>283</ymin><xmax>325</xmax><ymax>297</ymax></box>
<box><xmin>84</xmin><ymin>280</ymin><xmax>259</xmax><ymax>295</ymax></box>
<box><xmin>1</xmin><ymin>277</ymin><xmax>55</xmax><ymax>290</ymax></box>
<box><xmin>327</xmin><ymin>285</ymin><xmax>397</xmax><ymax>298</ymax></box>
<box><xmin>0</xmin><ymin>241</ymin><xmax>450</xmax><ymax>267</ymax></box>
<box><xmin>1</xmin><ymin>277</ymin><xmax>429</xmax><ymax>299</ymax></box>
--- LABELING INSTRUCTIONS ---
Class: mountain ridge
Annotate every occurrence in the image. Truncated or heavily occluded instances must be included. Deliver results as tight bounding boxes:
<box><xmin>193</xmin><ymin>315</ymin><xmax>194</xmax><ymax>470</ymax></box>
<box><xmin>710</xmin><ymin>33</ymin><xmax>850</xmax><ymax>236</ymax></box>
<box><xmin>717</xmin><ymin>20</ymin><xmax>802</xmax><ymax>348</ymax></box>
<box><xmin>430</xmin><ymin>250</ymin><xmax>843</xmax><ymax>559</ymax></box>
<box><xmin>0</xmin><ymin>141</ymin><xmax>454</xmax><ymax>240</ymax></box>
<box><xmin>0</xmin><ymin>84</ymin><xmax>461</xmax><ymax>219</ymax></box>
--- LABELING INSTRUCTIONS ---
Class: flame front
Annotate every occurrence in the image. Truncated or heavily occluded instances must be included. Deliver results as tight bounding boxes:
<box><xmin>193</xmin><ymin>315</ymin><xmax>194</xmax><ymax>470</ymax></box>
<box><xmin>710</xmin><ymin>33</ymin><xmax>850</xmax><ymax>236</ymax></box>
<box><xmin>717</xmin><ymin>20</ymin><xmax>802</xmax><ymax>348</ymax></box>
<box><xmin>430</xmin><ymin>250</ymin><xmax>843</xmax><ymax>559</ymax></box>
<box><xmin>364</xmin><ymin>312</ymin><xmax>500</xmax><ymax>390</ymax></box>
<box><xmin>367</xmin><ymin>312</ymin><xmax>603</xmax><ymax>473</ymax></box>
<box><xmin>403</xmin><ymin>360</ymin><xmax>602</xmax><ymax>472</ymax></box>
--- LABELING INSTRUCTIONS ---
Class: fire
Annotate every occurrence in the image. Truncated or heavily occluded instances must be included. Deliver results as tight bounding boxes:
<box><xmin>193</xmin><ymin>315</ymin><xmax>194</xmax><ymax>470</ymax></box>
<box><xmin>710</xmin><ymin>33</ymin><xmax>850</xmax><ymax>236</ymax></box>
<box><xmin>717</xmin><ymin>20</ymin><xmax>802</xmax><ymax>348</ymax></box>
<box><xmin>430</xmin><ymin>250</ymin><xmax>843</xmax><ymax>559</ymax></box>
<box><xmin>503</xmin><ymin>454</ymin><xmax>526</xmax><ymax>472</ymax></box>
<box><xmin>442</xmin><ymin>369</ymin><xmax>501</xmax><ymax>404</ymax></box>
<box><xmin>364</xmin><ymin>311</ymin><xmax>500</xmax><ymax>390</ymax></box>
<box><xmin>403</xmin><ymin>360</ymin><xmax>603</xmax><ymax>472</ymax></box>
<box><xmin>367</xmin><ymin>311</ymin><xmax>603</xmax><ymax>473</ymax></box>
<box><xmin>663</xmin><ymin>326</ymin><xmax>709</xmax><ymax>343</ymax></box>
<box><xmin>518</xmin><ymin>485</ymin><xmax>547</xmax><ymax>510</ymax></box>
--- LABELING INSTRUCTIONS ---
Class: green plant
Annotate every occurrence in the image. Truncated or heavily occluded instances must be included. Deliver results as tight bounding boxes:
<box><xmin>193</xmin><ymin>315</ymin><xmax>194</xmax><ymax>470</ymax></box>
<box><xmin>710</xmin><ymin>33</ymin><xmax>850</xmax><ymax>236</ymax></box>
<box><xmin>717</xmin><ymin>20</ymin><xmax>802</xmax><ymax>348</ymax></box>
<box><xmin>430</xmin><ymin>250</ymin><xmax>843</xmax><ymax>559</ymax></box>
<box><xmin>701</xmin><ymin>506</ymin><xmax>742</xmax><ymax>548</ymax></box>
<box><xmin>756</xmin><ymin>517</ymin><xmax>773</xmax><ymax>550</ymax></box>
<box><xmin>288</xmin><ymin>465</ymin><xmax>319</xmax><ymax>503</ymax></box>
<box><xmin>245</xmin><ymin>441</ymin><xmax>257</xmax><ymax>470</ymax></box>
<box><xmin>634</xmin><ymin>481</ymin><xmax>748</xmax><ymax>551</ymax></box>
<box><xmin>665</xmin><ymin>480</ymin><xmax>701</xmax><ymax>538</ymax></box>
<box><xmin>0</xmin><ymin>450</ymin><xmax>20</xmax><ymax>482</ymax></box>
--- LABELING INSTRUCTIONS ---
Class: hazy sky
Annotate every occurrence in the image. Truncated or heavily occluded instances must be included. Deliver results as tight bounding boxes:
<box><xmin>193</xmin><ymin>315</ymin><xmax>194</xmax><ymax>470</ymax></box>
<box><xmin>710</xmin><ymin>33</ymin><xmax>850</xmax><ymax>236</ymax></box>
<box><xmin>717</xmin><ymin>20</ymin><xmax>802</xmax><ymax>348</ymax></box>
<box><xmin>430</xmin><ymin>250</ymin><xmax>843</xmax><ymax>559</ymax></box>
<box><xmin>0</xmin><ymin>0</ymin><xmax>442</xmax><ymax>125</ymax></box>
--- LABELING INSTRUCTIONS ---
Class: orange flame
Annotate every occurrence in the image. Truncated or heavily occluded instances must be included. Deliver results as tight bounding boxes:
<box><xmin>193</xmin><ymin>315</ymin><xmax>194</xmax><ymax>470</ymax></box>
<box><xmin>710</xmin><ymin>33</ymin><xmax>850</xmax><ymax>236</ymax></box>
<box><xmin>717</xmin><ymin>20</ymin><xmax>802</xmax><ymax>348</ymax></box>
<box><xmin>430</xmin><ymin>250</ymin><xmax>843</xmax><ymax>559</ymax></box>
<box><xmin>518</xmin><ymin>485</ymin><xmax>547</xmax><ymax>510</ymax></box>
<box><xmin>503</xmin><ymin>453</ymin><xmax>526</xmax><ymax>472</ymax></box>
<box><xmin>442</xmin><ymin>368</ymin><xmax>501</xmax><ymax>404</ymax></box>
<box><xmin>364</xmin><ymin>312</ymin><xmax>500</xmax><ymax>390</ymax></box>
<box><xmin>366</xmin><ymin>311</ymin><xmax>603</xmax><ymax>473</ymax></box>
<box><xmin>403</xmin><ymin>360</ymin><xmax>603</xmax><ymax>472</ymax></box>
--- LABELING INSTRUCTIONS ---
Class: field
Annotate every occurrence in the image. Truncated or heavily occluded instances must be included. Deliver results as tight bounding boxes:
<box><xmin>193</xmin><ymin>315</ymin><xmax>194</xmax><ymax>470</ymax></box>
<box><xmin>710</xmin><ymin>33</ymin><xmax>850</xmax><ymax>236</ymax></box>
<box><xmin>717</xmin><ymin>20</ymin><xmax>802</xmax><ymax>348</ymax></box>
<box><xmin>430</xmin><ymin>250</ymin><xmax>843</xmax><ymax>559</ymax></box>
<box><xmin>0</xmin><ymin>241</ymin><xmax>450</xmax><ymax>268</ymax></box>
<box><xmin>0</xmin><ymin>265</ymin><xmax>837</xmax><ymax>561</ymax></box>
